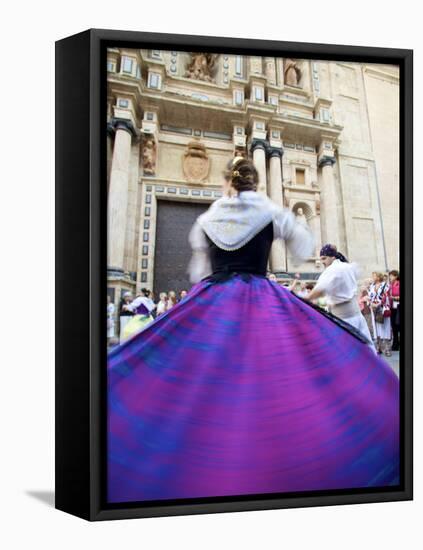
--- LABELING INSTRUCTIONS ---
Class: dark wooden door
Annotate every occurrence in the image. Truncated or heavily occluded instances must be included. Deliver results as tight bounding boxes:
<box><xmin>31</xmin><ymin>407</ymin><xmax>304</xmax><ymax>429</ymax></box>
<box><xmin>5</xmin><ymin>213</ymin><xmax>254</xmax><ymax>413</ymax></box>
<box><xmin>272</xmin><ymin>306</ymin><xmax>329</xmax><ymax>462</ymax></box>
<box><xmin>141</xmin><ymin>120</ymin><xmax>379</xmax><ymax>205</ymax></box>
<box><xmin>153</xmin><ymin>200</ymin><xmax>209</xmax><ymax>296</ymax></box>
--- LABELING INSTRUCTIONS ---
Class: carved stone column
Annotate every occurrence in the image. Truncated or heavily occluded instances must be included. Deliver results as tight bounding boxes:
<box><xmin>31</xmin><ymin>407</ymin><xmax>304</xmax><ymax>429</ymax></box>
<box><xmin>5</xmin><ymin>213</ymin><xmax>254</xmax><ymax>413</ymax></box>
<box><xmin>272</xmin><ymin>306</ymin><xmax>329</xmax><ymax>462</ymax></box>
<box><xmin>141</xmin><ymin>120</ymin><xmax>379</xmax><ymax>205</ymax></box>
<box><xmin>268</xmin><ymin>147</ymin><xmax>287</xmax><ymax>272</ymax></box>
<box><xmin>251</xmin><ymin>138</ymin><xmax>268</xmax><ymax>195</ymax></box>
<box><xmin>108</xmin><ymin>119</ymin><xmax>136</xmax><ymax>271</ymax></box>
<box><xmin>318</xmin><ymin>155</ymin><xmax>339</xmax><ymax>247</ymax></box>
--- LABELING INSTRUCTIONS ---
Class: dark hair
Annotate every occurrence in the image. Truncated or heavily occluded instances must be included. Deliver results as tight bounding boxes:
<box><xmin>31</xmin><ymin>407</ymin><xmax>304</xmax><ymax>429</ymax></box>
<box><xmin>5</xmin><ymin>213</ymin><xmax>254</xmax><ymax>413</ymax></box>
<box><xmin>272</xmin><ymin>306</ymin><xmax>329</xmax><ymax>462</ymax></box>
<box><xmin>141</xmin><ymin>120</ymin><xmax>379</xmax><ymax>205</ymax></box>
<box><xmin>389</xmin><ymin>270</ymin><xmax>399</xmax><ymax>280</ymax></box>
<box><xmin>320</xmin><ymin>243</ymin><xmax>348</xmax><ymax>263</ymax></box>
<box><xmin>224</xmin><ymin>157</ymin><xmax>258</xmax><ymax>192</ymax></box>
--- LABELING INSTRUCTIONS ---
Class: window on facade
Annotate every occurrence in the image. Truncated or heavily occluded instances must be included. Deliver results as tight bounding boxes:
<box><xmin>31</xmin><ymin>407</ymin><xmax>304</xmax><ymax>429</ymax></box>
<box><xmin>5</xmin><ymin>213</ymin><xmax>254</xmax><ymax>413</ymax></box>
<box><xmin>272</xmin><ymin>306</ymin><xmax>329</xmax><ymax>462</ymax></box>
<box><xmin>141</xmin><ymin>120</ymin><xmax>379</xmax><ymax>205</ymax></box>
<box><xmin>235</xmin><ymin>56</ymin><xmax>243</xmax><ymax>77</ymax></box>
<box><xmin>254</xmin><ymin>87</ymin><xmax>264</xmax><ymax>101</ymax></box>
<box><xmin>107</xmin><ymin>61</ymin><xmax>115</xmax><ymax>72</ymax></box>
<box><xmin>234</xmin><ymin>90</ymin><xmax>244</xmax><ymax>106</ymax></box>
<box><xmin>321</xmin><ymin>108</ymin><xmax>330</xmax><ymax>122</ymax></box>
<box><xmin>295</xmin><ymin>169</ymin><xmax>306</xmax><ymax>185</ymax></box>
<box><xmin>148</xmin><ymin>73</ymin><xmax>161</xmax><ymax>89</ymax></box>
<box><xmin>122</xmin><ymin>57</ymin><xmax>134</xmax><ymax>74</ymax></box>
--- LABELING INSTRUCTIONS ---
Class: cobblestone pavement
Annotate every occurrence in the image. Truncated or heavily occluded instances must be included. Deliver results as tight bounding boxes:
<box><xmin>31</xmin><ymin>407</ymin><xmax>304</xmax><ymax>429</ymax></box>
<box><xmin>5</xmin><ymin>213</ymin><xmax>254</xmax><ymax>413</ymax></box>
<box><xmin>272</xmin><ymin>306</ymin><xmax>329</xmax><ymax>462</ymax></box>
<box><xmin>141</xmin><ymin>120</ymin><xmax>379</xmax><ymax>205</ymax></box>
<box><xmin>381</xmin><ymin>350</ymin><xmax>400</xmax><ymax>378</ymax></box>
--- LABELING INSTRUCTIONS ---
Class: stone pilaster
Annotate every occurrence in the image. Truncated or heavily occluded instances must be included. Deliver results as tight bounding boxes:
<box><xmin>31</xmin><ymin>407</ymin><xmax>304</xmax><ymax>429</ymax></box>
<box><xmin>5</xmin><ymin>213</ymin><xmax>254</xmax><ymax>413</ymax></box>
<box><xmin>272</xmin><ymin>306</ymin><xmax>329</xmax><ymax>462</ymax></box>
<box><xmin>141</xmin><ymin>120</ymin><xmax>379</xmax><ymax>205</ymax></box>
<box><xmin>107</xmin><ymin>118</ymin><xmax>137</xmax><ymax>272</ymax></box>
<box><xmin>268</xmin><ymin>147</ymin><xmax>287</xmax><ymax>272</ymax></box>
<box><xmin>318</xmin><ymin>153</ymin><xmax>339</xmax><ymax>248</ymax></box>
<box><xmin>251</xmin><ymin>138</ymin><xmax>268</xmax><ymax>195</ymax></box>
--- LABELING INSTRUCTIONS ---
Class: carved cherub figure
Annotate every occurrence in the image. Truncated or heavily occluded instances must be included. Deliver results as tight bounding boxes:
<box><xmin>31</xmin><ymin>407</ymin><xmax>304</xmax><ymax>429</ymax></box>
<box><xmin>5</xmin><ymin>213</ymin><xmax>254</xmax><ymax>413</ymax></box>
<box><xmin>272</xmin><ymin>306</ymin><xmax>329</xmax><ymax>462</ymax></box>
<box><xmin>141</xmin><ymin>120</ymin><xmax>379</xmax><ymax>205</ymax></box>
<box><xmin>185</xmin><ymin>53</ymin><xmax>217</xmax><ymax>82</ymax></box>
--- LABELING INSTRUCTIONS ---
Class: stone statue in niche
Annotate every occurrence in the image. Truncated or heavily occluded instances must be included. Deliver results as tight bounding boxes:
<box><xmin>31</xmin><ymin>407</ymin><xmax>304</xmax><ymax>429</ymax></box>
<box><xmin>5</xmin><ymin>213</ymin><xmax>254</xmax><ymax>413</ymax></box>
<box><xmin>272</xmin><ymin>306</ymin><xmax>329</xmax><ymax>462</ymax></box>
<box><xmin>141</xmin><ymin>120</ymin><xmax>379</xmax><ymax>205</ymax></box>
<box><xmin>142</xmin><ymin>136</ymin><xmax>156</xmax><ymax>176</ymax></box>
<box><xmin>185</xmin><ymin>53</ymin><xmax>217</xmax><ymax>82</ymax></box>
<box><xmin>294</xmin><ymin>207</ymin><xmax>309</xmax><ymax>227</ymax></box>
<box><xmin>234</xmin><ymin>147</ymin><xmax>247</xmax><ymax>159</ymax></box>
<box><xmin>284</xmin><ymin>58</ymin><xmax>302</xmax><ymax>87</ymax></box>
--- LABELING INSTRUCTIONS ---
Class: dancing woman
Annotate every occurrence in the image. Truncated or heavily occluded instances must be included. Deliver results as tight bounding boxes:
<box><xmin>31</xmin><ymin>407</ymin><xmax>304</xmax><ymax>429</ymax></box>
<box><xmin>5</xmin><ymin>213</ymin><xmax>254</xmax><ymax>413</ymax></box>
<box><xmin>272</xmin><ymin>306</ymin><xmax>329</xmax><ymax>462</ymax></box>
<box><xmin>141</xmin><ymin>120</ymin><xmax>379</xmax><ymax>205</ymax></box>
<box><xmin>119</xmin><ymin>289</ymin><xmax>156</xmax><ymax>343</ymax></box>
<box><xmin>107</xmin><ymin>156</ymin><xmax>399</xmax><ymax>503</ymax></box>
<box><xmin>305</xmin><ymin>244</ymin><xmax>375</xmax><ymax>349</ymax></box>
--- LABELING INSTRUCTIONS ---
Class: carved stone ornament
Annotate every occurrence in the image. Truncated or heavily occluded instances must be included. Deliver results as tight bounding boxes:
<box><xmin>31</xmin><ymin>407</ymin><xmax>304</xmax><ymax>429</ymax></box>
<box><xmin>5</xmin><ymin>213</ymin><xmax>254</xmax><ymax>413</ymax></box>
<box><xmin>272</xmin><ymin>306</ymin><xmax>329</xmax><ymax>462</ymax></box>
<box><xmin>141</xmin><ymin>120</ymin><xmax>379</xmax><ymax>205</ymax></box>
<box><xmin>234</xmin><ymin>147</ymin><xmax>247</xmax><ymax>159</ymax></box>
<box><xmin>284</xmin><ymin>58</ymin><xmax>302</xmax><ymax>87</ymax></box>
<box><xmin>183</xmin><ymin>140</ymin><xmax>210</xmax><ymax>182</ymax></box>
<box><xmin>142</xmin><ymin>135</ymin><xmax>156</xmax><ymax>176</ymax></box>
<box><xmin>185</xmin><ymin>53</ymin><xmax>217</xmax><ymax>82</ymax></box>
<box><xmin>314</xmin><ymin>192</ymin><xmax>321</xmax><ymax>214</ymax></box>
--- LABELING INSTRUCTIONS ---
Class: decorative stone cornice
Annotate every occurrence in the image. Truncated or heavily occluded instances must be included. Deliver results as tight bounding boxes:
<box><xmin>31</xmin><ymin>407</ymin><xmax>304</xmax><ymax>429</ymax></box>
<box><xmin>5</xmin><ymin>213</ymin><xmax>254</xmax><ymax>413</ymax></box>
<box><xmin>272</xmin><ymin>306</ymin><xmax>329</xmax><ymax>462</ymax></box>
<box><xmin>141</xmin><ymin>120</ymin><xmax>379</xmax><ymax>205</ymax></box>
<box><xmin>110</xmin><ymin>117</ymin><xmax>138</xmax><ymax>138</ymax></box>
<box><xmin>107</xmin><ymin>266</ymin><xmax>125</xmax><ymax>277</ymax></box>
<box><xmin>250</xmin><ymin>138</ymin><xmax>269</xmax><ymax>152</ymax></box>
<box><xmin>107</xmin><ymin>122</ymin><xmax>115</xmax><ymax>137</ymax></box>
<box><xmin>318</xmin><ymin>155</ymin><xmax>336</xmax><ymax>168</ymax></box>
<box><xmin>268</xmin><ymin>146</ymin><xmax>284</xmax><ymax>159</ymax></box>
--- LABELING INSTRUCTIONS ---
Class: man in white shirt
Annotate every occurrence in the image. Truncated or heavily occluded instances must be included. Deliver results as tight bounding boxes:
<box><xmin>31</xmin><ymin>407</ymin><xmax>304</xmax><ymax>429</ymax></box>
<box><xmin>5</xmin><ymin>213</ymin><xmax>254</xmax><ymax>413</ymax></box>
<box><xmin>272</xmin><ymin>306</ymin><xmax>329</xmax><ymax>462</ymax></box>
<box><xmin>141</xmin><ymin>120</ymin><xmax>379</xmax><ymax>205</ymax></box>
<box><xmin>306</xmin><ymin>244</ymin><xmax>375</xmax><ymax>350</ymax></box>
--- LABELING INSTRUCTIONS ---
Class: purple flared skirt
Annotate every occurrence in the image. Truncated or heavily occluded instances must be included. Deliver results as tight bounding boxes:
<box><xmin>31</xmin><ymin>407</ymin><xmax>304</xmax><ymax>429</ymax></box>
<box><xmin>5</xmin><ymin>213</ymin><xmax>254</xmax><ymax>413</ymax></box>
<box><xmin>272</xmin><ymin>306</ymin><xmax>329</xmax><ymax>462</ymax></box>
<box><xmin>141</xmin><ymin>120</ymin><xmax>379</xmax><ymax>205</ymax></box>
<box><xmin>107</xmin><ymin>275</ymin><xmax>400</xmax><ymax>503</ymax></box>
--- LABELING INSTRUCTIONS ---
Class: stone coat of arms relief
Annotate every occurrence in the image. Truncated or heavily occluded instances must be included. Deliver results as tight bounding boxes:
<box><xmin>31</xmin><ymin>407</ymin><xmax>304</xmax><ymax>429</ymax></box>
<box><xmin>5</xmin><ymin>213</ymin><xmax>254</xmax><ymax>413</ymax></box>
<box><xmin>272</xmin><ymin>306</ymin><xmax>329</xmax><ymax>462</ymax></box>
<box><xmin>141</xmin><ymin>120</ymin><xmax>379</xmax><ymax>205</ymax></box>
<box><xmin>182</xmin><ymin>141</ymin><xmax>210</xmax><ymax>182</ymax></box>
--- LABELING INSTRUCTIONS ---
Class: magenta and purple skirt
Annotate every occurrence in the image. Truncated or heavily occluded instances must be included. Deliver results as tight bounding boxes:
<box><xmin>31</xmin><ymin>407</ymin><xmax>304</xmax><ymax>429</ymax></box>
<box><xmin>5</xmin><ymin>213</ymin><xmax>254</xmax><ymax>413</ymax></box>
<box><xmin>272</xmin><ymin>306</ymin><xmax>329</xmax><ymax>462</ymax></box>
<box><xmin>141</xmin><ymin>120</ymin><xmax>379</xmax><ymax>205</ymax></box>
<box><xmin>107</xmin><ymin>275</ymin><xmax>400</xmax><ymax>503</ymax></box>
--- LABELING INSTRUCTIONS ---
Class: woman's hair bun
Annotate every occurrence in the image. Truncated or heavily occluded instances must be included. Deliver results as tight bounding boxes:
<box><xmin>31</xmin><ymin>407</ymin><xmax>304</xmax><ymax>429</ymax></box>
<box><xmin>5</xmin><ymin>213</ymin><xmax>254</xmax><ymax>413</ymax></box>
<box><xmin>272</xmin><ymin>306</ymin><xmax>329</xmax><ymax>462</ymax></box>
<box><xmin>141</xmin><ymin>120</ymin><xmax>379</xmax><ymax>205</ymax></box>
<box><xmin>225</xmin><ymin>156</ymin><xmax>259</xmax><ymax>192</ymax></box>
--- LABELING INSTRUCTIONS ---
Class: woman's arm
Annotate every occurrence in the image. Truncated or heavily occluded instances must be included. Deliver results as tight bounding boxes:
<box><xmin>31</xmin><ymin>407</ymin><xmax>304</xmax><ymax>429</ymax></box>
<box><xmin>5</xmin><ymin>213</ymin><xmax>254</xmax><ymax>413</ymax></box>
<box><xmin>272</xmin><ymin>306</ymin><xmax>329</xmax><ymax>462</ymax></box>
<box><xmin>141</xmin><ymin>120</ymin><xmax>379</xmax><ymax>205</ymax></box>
<box><xmin>272</xmin><ymin>207</ymin><xmax>315</xmax><ymax>265</ymax></box>
<box><xmin>305</xmin><ymin>286</ymin><xmax>325</xmax><ymax>302</ymax></box>
<box><xmin>187</xmin><ymin>221</ymin><xmax>212</xmax><ymax>283</ymax></box>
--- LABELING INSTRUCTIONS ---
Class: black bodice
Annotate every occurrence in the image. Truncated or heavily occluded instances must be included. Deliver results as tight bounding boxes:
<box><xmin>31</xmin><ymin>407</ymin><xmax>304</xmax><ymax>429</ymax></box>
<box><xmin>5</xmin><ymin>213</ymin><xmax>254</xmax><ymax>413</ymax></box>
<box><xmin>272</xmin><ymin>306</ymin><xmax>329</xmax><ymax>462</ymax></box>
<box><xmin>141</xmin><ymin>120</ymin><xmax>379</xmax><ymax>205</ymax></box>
<box><xmin>205</xmin><ymin>222</ymin><xmax>273</xmax><ymax>278</ymax></box>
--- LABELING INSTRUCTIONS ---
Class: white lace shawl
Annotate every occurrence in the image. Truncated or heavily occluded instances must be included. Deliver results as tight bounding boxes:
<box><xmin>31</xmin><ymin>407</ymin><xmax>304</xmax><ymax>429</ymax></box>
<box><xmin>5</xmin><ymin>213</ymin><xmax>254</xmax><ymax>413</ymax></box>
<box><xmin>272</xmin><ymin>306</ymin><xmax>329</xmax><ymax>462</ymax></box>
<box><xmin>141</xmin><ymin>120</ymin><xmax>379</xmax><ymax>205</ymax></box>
<box><xmin>187</xmin><ymin>191</ymin><xmax>315</xmax><ymax>283</ymax></box>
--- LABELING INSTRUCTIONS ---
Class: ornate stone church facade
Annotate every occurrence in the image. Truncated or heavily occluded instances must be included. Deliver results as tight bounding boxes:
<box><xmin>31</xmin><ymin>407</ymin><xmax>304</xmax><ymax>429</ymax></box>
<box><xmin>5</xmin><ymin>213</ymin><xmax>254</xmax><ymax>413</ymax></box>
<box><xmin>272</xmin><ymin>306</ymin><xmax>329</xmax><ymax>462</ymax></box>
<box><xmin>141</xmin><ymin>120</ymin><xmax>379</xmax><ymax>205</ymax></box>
<box><xmin>106</xmin><ymin>48</ymin><xmax>399</xmax><ymax>301</ymax></box>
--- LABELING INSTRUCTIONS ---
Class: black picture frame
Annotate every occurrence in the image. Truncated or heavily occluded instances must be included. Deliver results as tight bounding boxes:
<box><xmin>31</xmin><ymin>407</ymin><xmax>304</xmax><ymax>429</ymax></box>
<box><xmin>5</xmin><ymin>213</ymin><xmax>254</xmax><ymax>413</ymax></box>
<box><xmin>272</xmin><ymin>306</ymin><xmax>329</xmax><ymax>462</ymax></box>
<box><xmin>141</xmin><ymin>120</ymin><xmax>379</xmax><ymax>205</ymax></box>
<box><xmin>55</xmin><ymin>28</ymin><xmax>413</xmax><ymax>521</ymax></box>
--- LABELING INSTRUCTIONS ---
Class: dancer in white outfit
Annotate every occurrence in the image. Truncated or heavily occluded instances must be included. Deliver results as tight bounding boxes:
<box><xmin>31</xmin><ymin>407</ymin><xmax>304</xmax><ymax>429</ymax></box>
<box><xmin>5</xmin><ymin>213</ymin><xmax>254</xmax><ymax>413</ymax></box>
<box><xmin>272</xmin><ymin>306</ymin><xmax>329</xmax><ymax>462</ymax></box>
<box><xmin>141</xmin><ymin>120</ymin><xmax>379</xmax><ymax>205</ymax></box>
<box><xmin>306</xmin><ymin>244</ymin><xmax>375</xmax><ymax>352</ymax></box>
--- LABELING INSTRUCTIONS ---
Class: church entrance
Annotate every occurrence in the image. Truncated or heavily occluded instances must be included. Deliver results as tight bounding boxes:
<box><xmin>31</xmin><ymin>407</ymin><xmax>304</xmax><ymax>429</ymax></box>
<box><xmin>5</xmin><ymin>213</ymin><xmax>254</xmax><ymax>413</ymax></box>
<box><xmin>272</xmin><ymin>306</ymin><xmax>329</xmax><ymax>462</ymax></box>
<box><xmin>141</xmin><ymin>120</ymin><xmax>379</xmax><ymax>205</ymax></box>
<box><xmin>153</xmin><ymin>200</ymin><xmax>209</xmax><ymax>296</ymax></box>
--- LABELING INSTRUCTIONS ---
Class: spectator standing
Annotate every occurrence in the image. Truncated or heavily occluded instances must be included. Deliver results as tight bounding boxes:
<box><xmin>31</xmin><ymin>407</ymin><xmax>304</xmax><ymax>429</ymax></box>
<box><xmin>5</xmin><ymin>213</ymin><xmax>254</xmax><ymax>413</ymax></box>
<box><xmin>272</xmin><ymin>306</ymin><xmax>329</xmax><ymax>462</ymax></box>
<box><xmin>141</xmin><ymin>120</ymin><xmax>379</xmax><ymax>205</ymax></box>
<box><xmin>119</xmin><ymin>292</ymin><xmax>134</xmax><ymax>343</ymax></box>
<box><xmin>358</xmin><ymin>287</ymin><xmax>374</xmax><ymax>341</ymax></box>
<box><xmin>369</xmin><ymin>273</ymin><xmax>392</xmax><ymax>356</ymax></box>
<box><xmin>107</xmin><ymin>295</ymin><xmax>116</xmax><ymax>347</ymax></box>
<box><xmin>389</xmin><ymin>270</ymin><xmax>400</xmax><ymax>351</ymax></box>
<box><xmin>166</xmin><ymin>290</ymin><xmax>177</xmax><ymax>311</ymax></box>
<box><xmin>156</xmin><ymin>292</ymin><xmax>168</xmax><ymax>316</ymax></box>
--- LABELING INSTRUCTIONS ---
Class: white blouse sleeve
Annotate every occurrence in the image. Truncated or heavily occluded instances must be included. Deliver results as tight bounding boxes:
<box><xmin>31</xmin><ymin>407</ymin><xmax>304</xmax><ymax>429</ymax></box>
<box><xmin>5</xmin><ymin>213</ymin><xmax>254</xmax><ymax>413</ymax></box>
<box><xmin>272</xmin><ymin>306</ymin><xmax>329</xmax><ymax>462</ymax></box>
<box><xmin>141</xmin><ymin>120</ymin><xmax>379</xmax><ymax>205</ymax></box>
<box><xmin>126</xmin><ymin>296</ymin><xmax>156</xmax><ymax>313</ymax></box>
<box><xmin>272</xmin><ymin>207</ymin><xmax>315</xmax><ymax>265</ymax></box>
<box><xmin>313</xmin><ymin>261</ymin><xmax>360</xmax><ymax>301</ymax></box>
<box><xmin>187</xmin><ymin>221</ymin><xmax>212</xmax><ymax>283</ymax></box>
<box><xmin>313</xmin><ymin>266</ymin><xmax>339</xmax><ymax>294</ymax></box>
<box><xmin>125</xmin><ymin>297</ymin><xmax>141</xmax><ymax>313</ymax></box>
